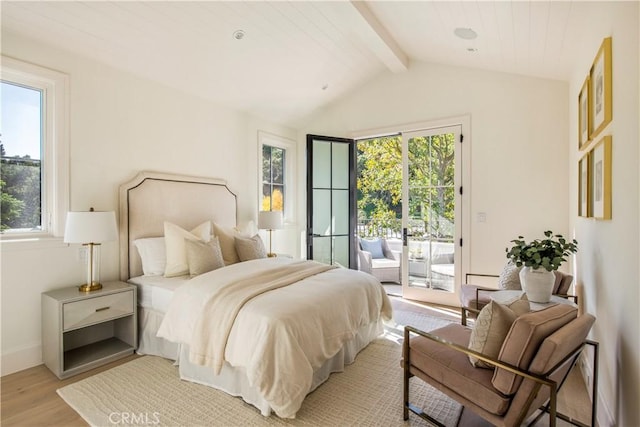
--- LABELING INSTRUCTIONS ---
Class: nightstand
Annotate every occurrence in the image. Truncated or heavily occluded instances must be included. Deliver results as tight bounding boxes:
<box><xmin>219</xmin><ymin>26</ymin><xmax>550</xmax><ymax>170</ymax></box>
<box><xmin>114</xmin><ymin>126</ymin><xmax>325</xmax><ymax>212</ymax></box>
<box><xmin>42</xmin><ymin>281</ymin><xmax>137</xmax><ymax>379</ymax></box>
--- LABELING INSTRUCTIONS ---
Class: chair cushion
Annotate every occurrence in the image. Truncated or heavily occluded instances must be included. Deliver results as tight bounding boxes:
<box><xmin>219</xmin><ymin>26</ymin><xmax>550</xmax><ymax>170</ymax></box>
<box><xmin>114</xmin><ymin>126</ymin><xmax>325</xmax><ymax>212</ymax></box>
<box><xmin>460</xmin><ymin>284</ymin><xmax>492</xmax><ymax>310</ymax></box>
<box><xmin>371</xmin><ymin>258</ymin><xmax>400</xmax><ymax>269</ymax></box>
<box><xmin>360</xmin><ymin>238</ymin><xmax>385</xmax><ymax>259</ymax></box>
<box><xmin>497</xmin><ymin>260</ymin><xmax>522</xmax><ymax>290</ymax></box>
<box><xmin>468</xmin><ymin>295</ymin><xmax>530</xmax><ymax>368</ymax></box>
<box><xmin>492</xmin><ymin>304</ymin><xmax>578</xmax><ymax>395</ymax></box>
<box><xmin>552</xmin><ymin>271</ymin><xmax>573</xmax><ymax>295</ymax></box>
<box><xmin>408</xmin><ymin>324</ymin><xmax>512</xmax><ymax>416</ymax></box>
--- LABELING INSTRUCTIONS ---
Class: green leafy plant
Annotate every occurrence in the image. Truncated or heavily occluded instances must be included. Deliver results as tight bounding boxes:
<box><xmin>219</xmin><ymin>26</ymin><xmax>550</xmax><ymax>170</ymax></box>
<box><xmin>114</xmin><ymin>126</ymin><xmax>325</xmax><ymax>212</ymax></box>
<box><xmin>506</xmin><ymin>231</ymin><xmax>578</xmax><ymax>271</ymax></box>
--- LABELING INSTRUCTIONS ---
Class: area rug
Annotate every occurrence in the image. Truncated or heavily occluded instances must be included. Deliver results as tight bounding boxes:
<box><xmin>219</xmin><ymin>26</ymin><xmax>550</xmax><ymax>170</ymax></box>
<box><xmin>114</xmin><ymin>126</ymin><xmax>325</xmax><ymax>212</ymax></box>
<box><xmin>58</xmin><ymin>299</ymin><xmax>461</xmax><ymax>427</ymax></box>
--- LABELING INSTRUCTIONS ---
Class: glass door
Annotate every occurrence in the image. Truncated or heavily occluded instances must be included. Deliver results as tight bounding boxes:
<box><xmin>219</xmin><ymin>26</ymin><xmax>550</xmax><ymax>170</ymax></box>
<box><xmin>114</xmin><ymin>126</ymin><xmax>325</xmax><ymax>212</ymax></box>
<box><xmin>306</xmin><ymin>135</ymin><xmax>356</xmax><ymax>267</ymax></box>
<box><xmin>401</xmin><ymin>126</ymin><xmax>462</xmax><ymax>307</ymax></box>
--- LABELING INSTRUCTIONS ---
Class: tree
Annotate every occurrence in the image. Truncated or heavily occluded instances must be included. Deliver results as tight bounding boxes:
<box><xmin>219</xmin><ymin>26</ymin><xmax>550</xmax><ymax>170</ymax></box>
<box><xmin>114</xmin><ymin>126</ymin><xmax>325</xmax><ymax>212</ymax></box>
<box><xmin>0</xmin><ymin>142</ymin><xmax>42</xmax><ymax>230</ymax></box>
<box><xmin>357</xmin><ymin>134</ymin><xmax>455</xmax><ymax>239</ymax></box>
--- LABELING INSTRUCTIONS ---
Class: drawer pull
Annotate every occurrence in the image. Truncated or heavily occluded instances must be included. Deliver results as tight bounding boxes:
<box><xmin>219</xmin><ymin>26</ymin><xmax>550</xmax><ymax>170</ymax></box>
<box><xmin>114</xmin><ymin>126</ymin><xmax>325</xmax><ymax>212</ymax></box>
<box><xmin>95</xmin><ymin>306</ymin><xmax>110</xmax><ymax>312</ymax></box>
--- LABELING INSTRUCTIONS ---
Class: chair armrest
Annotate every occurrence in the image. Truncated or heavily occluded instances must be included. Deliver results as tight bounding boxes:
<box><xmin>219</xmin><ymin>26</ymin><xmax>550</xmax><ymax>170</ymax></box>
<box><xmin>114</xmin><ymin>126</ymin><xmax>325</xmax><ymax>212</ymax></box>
<box><xmin>404</xmin><ymin>325</ymin><xmax>557</xmax><ymax>385</ymax></box>
<box><xmin>390</xmin><ymin>250</ymin><xmax>401</xmax><ymax>261</ymax></box>
<box><xmin>357</xmin><ymin>250</ymin><xmax>373</xmax><ymax>274</ymax></box>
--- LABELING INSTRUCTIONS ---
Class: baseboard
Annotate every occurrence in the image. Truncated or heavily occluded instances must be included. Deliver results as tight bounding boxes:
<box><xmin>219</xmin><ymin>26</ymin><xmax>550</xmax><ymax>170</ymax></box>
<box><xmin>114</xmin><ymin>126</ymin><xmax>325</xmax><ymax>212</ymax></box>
<box><xmin>578</xmin><ymin>352</ymin><xmax>615</xmax><ymax>427</ymax></box>
<box><xmin>1</xmin><ymin>344</ymin><xmax>42</xmax><ymax>376</ymax></box>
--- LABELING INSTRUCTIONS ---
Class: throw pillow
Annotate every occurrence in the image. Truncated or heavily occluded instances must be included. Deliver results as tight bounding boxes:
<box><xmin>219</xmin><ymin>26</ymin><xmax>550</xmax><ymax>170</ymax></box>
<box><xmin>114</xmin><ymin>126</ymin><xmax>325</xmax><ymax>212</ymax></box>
<box><xmin>164</xmin><ymin>221</ymin><xmax>211</xmax><ymax>277</ymax></box>
<box><xmin>468</xmin><ymin>294</ymin><xmax>530</xmax><ymax>368</ymax></box>
<box><xmin>213</xmin><ymin>223</ymin><xmax>253</xmax><ymax>265</ymax></box>
<box><xmin>360</xmin><ymin>238</ymin><xmax>385</xmax><ymax>259</ymax></box>
<box><xmin>235</xmin><ymin>234</ymin><xmax>267</xmax><ymax>261</ymax></box>
<box><xmin>133</xmin><ymin>237</ymin><xmax>166</xmax><ymax>276</ymax></box>
<box><xmin>185</xmin><ymin>236</ymin><xmax>225</xmax><ymax>277</ymax></box>
<box><xmin>497</xmin><ymin>260</ymin><xmax>523</xmax><ymax>290</ymax></box>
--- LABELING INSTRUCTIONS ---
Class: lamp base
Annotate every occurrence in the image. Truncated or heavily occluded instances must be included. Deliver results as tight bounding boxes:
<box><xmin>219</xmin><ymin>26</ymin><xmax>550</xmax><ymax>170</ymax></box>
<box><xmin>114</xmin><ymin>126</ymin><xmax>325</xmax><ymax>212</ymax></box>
<box><xmin>79</xmin><ymin>282</ymin><xmax>103</xmax><ymax>292</ymax></box>
<box><xmin>267</xmin><ymin>253</ymin><xmax>277</xmax><ymax>258</ymax></box>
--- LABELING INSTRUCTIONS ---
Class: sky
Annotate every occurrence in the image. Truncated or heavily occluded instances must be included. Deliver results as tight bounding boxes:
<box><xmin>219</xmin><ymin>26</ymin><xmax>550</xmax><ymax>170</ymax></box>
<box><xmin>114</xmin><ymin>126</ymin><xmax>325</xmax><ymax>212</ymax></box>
<box><xmin>1</xmin><ymin>81</ymin><xmax>42</xmax><ymax>160</ymax></box>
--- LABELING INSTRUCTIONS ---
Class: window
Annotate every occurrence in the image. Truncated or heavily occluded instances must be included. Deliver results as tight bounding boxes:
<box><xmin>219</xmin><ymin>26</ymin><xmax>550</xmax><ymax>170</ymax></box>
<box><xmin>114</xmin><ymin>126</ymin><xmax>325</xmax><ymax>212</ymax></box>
<box><xmin>1</xmin><ymin>57</ymin><xmax>68</xmax><ymax>239</ymax></box>
<box><xmin>259</xmin><ymin>132</ymin><xmax>296</xmax><ymax>222</ymax></box>
<box><xmin>262</xmin><ymin>145</ymin><xmax>285</xmax><ymax>212</ymax></box>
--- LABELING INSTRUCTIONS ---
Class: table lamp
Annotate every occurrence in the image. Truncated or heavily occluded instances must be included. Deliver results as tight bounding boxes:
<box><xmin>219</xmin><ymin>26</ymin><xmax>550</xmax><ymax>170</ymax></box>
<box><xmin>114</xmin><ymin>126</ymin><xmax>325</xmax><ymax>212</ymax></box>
<box><xmin>64</xmin><ymin>208</ymin><xmax>118</xmax><ymax>292</ymax></box>
<box><xmin>258</xmin><ymin>210</ymin><xmax>282</xmax><ymax>257</ymax></box>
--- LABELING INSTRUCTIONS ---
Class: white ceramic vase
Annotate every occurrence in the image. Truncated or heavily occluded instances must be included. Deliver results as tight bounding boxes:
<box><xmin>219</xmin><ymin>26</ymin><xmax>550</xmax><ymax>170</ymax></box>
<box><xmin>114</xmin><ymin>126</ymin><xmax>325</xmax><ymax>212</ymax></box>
<box><xmin>519</xmin><ymin>266</ymin><xmax>555</xmax><ymax>303</ymax></box>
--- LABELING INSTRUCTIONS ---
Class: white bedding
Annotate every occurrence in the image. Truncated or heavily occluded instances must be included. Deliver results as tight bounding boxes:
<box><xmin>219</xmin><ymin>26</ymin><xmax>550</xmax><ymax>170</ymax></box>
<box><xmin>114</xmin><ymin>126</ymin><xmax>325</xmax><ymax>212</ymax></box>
<box><xmin>128</xmin><ymin>275</ymin><xmax>187</xmax><ymax>313</ymax></box>
<box><xmin>157</xmin><ymin>257</ymin><xmax>392</xmax><ymax>419</ymax></box>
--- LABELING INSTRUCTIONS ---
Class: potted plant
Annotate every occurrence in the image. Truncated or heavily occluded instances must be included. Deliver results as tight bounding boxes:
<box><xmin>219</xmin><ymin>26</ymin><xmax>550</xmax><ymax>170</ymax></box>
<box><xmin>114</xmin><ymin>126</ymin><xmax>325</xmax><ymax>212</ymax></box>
<box><xmin>505</xmin><ymin>231</ymin><xmax>578</xmax><ymax>302</ymax></box>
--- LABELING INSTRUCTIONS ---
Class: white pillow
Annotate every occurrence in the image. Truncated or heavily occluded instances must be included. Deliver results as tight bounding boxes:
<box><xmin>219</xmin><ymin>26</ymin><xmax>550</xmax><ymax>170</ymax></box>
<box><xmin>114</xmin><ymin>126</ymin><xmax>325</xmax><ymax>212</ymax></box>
<box><xmin>134</xmin><ymin>237</ymin><xmax>166</xmax><ymax>276</ymax></box>
<box><xmin>164</xmin><ymin>221</ymin><xmax>211</xmax><ymax>277</ymax></box>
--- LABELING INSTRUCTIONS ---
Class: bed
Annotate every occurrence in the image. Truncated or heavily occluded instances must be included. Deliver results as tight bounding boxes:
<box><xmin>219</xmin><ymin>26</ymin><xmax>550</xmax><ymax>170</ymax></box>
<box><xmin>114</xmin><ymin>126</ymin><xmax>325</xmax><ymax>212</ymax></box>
<box><xmin>119</xmin><ymin>171</ymin><xmax>392</xmax><ymax>419</ymax></box>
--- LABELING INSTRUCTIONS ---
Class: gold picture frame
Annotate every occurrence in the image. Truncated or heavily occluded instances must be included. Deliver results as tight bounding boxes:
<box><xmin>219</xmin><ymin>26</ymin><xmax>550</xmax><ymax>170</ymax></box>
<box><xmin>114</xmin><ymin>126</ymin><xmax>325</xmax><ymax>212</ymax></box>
<box><xmin>590</xmin><ymin>135</ymin><xmax>612</xmax><ymax>220</ymax></box>
<box><xmin>578</xmin><ymin>76</ymin><xmax>590</xmax><ymax>150</ymax></box>
<box><xmin>578</xmin><ymin>151</ymin><xmax>590</xmax><ymax>217</ymax></box>
<box><xmin>589</xmin><ymin>37</ymin><xmax>612</xmax><ymax>140</ymax></box>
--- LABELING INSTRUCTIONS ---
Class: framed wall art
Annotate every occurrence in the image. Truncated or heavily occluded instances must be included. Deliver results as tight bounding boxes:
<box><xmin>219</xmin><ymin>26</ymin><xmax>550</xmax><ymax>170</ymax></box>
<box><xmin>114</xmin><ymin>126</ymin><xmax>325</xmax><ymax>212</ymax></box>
<box><xmin>578</xmin><ymin>151</ymin><xmax>590</xmax><ymax>217</ymax></box>
<box><xmin>578</xmin><ymin>76</ymin><xmax>590</xmax><ymax>150</ymax></box>
<box><xmin>590</xmin><ymin>135</ymin><xmax>612</xmax><ymax>220</ymax></box>
<box><xmin>589</xmin><ymin>37</ymin><xmax>612</xmax><ymax>139</ymax></box>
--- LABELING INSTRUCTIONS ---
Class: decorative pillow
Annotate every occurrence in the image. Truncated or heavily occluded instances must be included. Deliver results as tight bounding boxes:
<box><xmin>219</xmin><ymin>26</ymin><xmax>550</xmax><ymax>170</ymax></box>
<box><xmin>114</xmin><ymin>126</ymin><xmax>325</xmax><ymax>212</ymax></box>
<box><xmin>360</xmin><ymin>238</ymin><xmax>385</xmax><ymax>259</ymax></box>
<box><xmin>468</xmin><ymin>294</ymin><xmax>530</xmax><ymax>368</ymax></box>
<box><xmin>133</xmin><ymin>237</ymin><xmax>166</xmax><ymax>276</ymax></box>
<box><xmin>235</xmin><ymin>235</ymin><xmax>267</xmax><ymax>261</ymax></box>
<box><xmin>164</xmin><ymin>221</ymin><xmax>211</xmax><ymax>277</ymax></box>
<box><xmin>185</xmin><ymin>236</ymin><xmax>225</xmax><ymax>277</ymax></box>
<box><xmin>213</xmin><ymin>222</ymin><xmax>252</xmax><ymax>265</ymax></box>
<box><xmin>497</xmin><ymin>260</ymin><xmax>523</xmax><ymax>290</ymax></box>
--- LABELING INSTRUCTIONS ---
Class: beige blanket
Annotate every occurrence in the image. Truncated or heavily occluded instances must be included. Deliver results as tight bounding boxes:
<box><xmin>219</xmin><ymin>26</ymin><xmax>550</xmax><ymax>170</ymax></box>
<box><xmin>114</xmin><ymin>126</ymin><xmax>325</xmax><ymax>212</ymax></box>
<box><xmin>189</xmin><ymin>260</ymin><xmax>336</xmax><ymax>373</ymax></box>
<box><xmin>157</xmin><ymin>257</ymin><xmax>392</xmax><ymax>418</ymax></box>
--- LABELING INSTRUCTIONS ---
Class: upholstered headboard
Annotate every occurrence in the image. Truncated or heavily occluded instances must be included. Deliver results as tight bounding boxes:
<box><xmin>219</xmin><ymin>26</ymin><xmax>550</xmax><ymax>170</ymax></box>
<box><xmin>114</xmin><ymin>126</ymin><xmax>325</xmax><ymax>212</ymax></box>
<box><xmin>119</xmin><ymin>171</ymin><xmax>237</xmax><ymax>280</ymax></box>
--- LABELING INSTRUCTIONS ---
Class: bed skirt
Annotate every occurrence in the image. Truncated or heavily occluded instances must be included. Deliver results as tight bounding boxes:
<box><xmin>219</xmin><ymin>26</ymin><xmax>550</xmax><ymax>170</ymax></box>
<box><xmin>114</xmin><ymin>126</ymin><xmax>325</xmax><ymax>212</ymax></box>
<box><xmin>178</xmin><ymin>319</ymin><xmax>383</xmax><ymax>416</ymax></box>
<box><xmin>136</xmin><ymin>305</ymin><xmax>384</xmax><ymax>416</ymax></box>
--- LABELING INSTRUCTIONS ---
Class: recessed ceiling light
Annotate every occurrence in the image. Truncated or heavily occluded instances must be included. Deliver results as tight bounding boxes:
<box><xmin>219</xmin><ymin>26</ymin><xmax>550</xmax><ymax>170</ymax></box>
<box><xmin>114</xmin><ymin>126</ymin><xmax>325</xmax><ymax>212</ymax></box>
<box><xmin>232</xmin><ymin>30</ymin><xmax>245</xmax><ymax>40</ymax></box>
<box><xmin>454</xmin><ymin>27</ymin><xmax>477</xmax><ymax>40</ymax></box>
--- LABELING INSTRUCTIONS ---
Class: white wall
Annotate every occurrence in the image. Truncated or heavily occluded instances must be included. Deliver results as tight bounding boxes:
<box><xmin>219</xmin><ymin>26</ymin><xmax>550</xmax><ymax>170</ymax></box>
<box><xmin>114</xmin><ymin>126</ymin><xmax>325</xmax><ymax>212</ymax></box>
<box><xmin>300</xmin><ymin>61</ymin><xmax>570</xmax><ymax>276</ymax></box>
<box><xmin>0</xmin><ymin>32</ymin><xmax>295</xmax><ymax>375</ymax></box>
<box><xmin>567</xmin><ymin>3</ymin><xmax>640</xmax><ymax>426</ymax></box>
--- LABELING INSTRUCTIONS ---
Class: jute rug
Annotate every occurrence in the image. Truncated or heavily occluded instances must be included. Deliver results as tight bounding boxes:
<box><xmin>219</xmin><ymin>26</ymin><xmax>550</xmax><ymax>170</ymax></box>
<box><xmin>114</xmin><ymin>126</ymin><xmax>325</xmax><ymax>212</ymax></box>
<box><xmin>58</xmin><ymin>298</ymin><xmax>461</xmax><ymax>427</ymax></box>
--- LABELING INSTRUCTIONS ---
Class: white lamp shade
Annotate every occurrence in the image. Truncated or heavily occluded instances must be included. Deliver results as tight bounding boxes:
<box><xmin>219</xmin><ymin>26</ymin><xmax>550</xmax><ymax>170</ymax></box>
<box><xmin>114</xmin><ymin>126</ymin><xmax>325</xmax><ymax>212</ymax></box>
<box><xmin>64</xmin><ymin>211</ymin><xmax>118</xmax><ymax>243</ymax></box>
<box><xmin>258</xmin><ymin>210</ymin><xmax>283</xmax><ymax>230</ymax></box>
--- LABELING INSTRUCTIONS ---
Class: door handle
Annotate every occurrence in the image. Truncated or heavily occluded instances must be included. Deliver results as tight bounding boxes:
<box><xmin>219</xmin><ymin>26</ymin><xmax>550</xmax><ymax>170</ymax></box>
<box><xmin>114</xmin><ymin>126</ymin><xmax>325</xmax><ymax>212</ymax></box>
<box><xmin>403</xmin><ymin>228</ymin><xmax>413</xmax><ymax>246</ymax></box>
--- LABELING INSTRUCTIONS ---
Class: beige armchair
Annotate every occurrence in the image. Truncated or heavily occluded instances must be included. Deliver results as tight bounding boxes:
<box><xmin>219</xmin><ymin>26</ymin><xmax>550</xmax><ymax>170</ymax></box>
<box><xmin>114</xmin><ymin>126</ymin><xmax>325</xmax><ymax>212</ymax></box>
<box><xmin>357</xmin><ymin>237</ymin><xmax>401</xmax><ymax>284</ymax></box>
<box><xmin>402</xmin><ymin>304</ymin><xmax>598</xmax><ymax>427</ymax></box>
<box><xmin>461</xmin><ymin>270</ymin><xmax>576</xmax><ymax>326</ymax></box>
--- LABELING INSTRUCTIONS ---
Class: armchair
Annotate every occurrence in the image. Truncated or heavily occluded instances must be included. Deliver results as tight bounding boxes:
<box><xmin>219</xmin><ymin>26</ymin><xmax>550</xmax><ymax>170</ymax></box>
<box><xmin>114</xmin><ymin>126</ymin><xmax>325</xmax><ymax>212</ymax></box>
<box><xmin>461</xmin><ymin>270</ymin><xmax>576</xmax><ymax>326</ymax></box>
<box><xmin>357</xmin><ymin>237</ymin><xmax>401</xmax><ymax>284</ymax></box>
<box><xmin>402</xmin><ymin>304</ymin><xmax>598</xmax><ymax>427</ymax></box>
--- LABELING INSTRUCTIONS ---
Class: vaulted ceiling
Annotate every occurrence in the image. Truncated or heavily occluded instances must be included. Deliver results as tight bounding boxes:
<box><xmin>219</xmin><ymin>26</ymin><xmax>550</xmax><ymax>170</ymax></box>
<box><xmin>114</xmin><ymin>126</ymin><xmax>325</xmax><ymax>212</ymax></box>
<box><xmin>2</xmin><ymin>1</ymin><xmax>602</xmax><ymax>127</ymax></box>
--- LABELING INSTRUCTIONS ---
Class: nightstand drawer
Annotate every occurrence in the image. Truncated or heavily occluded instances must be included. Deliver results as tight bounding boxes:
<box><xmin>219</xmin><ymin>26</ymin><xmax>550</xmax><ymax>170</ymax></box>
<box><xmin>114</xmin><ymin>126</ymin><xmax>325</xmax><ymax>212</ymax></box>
<box><xmin>63</xmin><ymin>291</ymin><xmax>134</xmax><ymax>331</ymax></box>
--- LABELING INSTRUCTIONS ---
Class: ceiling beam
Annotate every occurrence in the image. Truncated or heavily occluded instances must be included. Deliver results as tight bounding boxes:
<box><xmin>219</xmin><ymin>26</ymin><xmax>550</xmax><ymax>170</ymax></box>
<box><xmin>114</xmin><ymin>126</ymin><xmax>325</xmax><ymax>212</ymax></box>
<box><xmin>349</xmin><ymin>1</ymin><xmax>409</xmax><ymax>73</ymax></box>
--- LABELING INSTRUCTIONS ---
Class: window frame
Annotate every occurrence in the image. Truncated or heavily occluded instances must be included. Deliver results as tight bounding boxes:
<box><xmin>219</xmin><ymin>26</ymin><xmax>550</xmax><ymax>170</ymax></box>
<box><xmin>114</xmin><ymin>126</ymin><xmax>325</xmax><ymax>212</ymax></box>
<box><xmin>258</xmin><ymin>131</ymin><xmax>296</xmax><ymax>224</ymax></box>
<box><xmin>1</xmin><ymin>56</ymin><xmax>69</xmax><ymax>241</ymax></box>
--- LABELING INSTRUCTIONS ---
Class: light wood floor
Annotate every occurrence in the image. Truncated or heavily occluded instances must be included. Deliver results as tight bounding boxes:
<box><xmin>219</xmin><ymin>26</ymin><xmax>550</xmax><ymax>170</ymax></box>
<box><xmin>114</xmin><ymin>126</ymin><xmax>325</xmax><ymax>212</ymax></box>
<box><xmin>1</xmin><ymin>354</ymin><xmax>139</xmax><ymax>427</ymax></box>
<box><xmin>1</xmin><ymin>295</ymin><xmax>595</xmax><ymax>427</ymax></box>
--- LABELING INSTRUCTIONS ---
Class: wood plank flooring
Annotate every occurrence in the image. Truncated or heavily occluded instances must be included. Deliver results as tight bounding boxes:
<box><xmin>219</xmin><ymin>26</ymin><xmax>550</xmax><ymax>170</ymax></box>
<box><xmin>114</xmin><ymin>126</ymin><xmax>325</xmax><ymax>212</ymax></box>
<box><xmin>1</xmin><ymin>354</ymin><xmax>139</xmax><ymax>427</ymax></box>
<box><xmin>1</xmin><ymin>297</ymin><xmax>595</xmax><ymax>426</ymax></box>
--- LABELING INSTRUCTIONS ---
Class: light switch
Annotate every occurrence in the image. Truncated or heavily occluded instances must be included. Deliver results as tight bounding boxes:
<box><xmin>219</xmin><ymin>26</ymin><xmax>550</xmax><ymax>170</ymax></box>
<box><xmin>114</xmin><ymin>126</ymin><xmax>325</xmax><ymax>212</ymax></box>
<box><xmin>477</xmin><ymin>212</ymin><xmax>487</xmax><ymax>222</ymax></box>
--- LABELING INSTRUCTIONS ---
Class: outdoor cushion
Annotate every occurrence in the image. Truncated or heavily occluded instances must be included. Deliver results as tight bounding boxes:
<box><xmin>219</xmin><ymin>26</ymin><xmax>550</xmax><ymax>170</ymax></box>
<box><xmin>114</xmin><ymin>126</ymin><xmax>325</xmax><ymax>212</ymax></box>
<box><xmin>360</xmin><ymin>238</ymin><xmax>385</xmax><ymax>259</ymax></box>
<box><xmin>407</xmin><ymin>324</ymin><xmax>511</xmax><ymax>416</ymax></box>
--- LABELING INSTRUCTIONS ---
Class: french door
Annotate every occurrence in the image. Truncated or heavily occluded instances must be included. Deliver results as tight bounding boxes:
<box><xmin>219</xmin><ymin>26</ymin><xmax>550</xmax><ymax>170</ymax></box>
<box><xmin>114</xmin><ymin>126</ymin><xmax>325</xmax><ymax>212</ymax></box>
<box><xmin>306</xmin><ymin>135</ymin><xmax>356</xmax><ymax>268</ymax></box>
<box><xmin>401</xmin><ymin>125</ymin><xmax>463</xmax><ymax>307</ymax></box>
